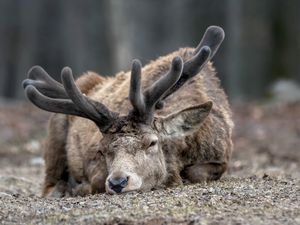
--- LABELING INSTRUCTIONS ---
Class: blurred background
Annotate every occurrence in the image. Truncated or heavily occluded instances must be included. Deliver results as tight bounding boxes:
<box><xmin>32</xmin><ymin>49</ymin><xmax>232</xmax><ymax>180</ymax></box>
<box><xmin>0</xmin><ymin>0</ymin><xmax>300</xmax><ymax>102</ymax></box>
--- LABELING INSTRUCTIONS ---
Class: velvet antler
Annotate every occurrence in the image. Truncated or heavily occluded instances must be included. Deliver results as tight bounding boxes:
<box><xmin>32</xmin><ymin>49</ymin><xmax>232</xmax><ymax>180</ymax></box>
<box><xmin>156</xmin><ymin>26</ymin><xmax>225</xmax><ymax>108</ymax></box>
<box><xmin>23</xmin><ymin>67</ymin><xmax>117</xmax><ymax>132</ymax></box>
<box><xmin>129</xmin><ymin>56</ymin><xmax>183</xmax><ymax>123</ymax></box>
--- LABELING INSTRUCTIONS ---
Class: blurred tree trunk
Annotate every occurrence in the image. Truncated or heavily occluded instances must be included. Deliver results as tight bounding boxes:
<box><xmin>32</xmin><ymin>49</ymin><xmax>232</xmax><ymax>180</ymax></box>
<box><xmin>34</xmin><ymin>0</ymin><xmax>65</xmax><ymax>80</ymax></box>
<box><xmin>282</xmin><ymin>0</ymin><xmax>300</xmax><ymax>83</ymax></box>
<box><xmin>226</xmin><ymin>0</ymin><xmax>242</xmax><ymax>100</ymax></box>
<box><xmin>61</xmin><ymin>0</ymin><xmax>112</xmax><ymax>77</ymax></box>
<box><xmin>0</xmin><ymin>1</ymin><xmax>20</xmax><ymax>99</ymax></box>
<box><xmin>106</xmin><ymin>0</ymin><xmax>168</xmax><ymax>72</ymax></box>
<box><xmin>14</xmin><ymin>1</ymin><xmax>42</xmax><ymax>98</ymax></box>
<box><xmin>225</xmin><ymin>0</ymin><xmax>242</xmax><ymax>99</ymax></box>
<box><xmin>226</xmin><ymin>0</ymin><xmax>274</xmax><ymax>101</ymax></box>
<box><xmin>105</xmin><ymin>0</ymin><xmax>134</xmax><ymax>72</ymax></box>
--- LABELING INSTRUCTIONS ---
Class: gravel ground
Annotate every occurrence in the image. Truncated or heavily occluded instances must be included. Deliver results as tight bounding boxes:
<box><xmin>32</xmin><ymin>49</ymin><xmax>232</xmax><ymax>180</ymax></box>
<box><xmin>0</xmin><ymin>102</ymin><xmax>299</xmax><ymax>225</ymax></box>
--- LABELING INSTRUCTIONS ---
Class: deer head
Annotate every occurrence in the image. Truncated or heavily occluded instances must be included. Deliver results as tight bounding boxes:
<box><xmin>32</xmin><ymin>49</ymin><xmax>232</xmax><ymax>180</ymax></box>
<box><xmin>23</xmin><ymin>26</ymin><xmax>224</xmax><ymax>194</ymax></box>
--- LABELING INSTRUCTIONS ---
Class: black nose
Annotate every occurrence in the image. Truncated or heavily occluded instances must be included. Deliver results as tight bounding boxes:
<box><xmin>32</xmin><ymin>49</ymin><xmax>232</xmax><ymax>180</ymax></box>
<box><xmin>108</xmin><ymin>177</ymin><xmax>129</xmax><ymax>193</ymax></box>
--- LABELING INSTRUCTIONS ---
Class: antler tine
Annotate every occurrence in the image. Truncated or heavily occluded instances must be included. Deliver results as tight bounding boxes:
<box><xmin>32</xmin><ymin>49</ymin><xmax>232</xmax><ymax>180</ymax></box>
<box><xmin>183</xmin><ymin>46</ymin><xmax>211</xmax><ymax>76</ymax></box>
<box><xmin>144</xmin><ymin>56</ymin><xmax>183</xmax><ymax>108</ymax></box>
<box><xmin>129</xmin><ymin>59</ymin><xmax>145</xmax><ymax>115</ymax></box>
<box><xmin>155</xmin><ymin>47</ymin><xmax>211</xmax><ymax>107</ymax></box>
<box><xmin>155</xmin><ymin>26</ymin><xmax>224</xmax><ymax>109</ymax></box>
<box><xmin>22</xmin><ymin>66</ymin><xmax>67</xmax><ymax>99</ymax></box>
<box><xmin>60</xmin><ymin>67</ymin><xmax>117</xmax><ymax>131</ymax></box>
<box><xmin>194</xmin><ymin>26</ymin><xmax>225</xmax><ymax>59</ymax></box>
<box><xmin>129</xmin><ymin>57</ymin><xmax>183</xmax><ymax>123</ymax></box>
<box><xmin>61</xmin><ymin>67</ymin><xmax>106</xmax><ymax>122</ymax></box>
<box><xmin>24</xmin><ymin>66</ymin><xmax>117</xmax><ymax>133</ymax></box>
<box><xmin>25</xmin><ymin>85</ymin><xmax>83</xmax><ymax>116</ymax></box>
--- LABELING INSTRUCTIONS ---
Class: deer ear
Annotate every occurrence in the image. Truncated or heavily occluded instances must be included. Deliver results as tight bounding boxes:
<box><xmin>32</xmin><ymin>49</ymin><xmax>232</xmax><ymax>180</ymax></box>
<box><xmin>156</xmin><ymin>101</ymin><xmax>212</xmax><ymax>138</ymax></box>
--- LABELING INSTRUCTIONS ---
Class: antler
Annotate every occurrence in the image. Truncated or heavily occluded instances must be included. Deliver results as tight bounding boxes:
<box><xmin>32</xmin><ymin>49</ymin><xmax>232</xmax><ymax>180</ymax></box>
<box><xmin>23</xmin><ymin>66</ymin><xmax>117</xmax><ymax>132</ymax></box>
<box><xmin>156</xmin><ymin>26</ymin><xmax>225</xmax><ymax>108</ymax></box>
<box><xmin>23</xmin><ymin>26</ymin><xmax>223</xmax><ymax>128</ymax></box>
<box><xmin>23</xmin><ymin>66</ymin><xmax>68</xmax><ymax>99</ymax></box>
<box><xmin>129</xmin><ymin>56</ymin><xmax>183</xmax><ymax>123</ymax></box>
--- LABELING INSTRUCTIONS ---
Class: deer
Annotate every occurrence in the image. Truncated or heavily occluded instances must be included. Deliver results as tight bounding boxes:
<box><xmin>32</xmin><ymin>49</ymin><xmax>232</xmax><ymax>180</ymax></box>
<box><xmin>22</xmin><ymin>26</ymin><xmax>233</xmax><ymax>197</ymax></box>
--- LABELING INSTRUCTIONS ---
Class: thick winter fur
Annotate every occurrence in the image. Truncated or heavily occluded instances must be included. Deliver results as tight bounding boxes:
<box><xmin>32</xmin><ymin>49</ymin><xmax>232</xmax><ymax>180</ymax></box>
<box><xmin>42</xmin><ymin>47</ymin><xmax>233</xmax><ymax>197</ymax></box>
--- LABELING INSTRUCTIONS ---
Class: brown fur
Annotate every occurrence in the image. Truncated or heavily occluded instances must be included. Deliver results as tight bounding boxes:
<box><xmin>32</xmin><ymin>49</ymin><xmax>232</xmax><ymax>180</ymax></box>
<box><xmin>42</xmin><ymin>48</ymin><xmax>233</xmax><ymax>197</ymax></box>
<box><xmin>75</xmin><ymin>71</ymin><xmax>105</xmax><ymax>95</ymax></box>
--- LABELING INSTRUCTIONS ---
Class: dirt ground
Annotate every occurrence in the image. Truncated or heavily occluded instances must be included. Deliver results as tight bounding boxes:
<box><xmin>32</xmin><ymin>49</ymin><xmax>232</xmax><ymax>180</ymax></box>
<box><xmin>0</xmin><ymin>102</ymin><xmax>299</xmax><ymax>225</ymax></box>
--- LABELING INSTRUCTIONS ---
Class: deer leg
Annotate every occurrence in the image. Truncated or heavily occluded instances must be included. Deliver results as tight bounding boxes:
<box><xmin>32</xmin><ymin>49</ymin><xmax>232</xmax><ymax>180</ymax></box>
<box><xmin>64</xmin><ymin>156</ymin><xmax>107</xmax><ymax>196</ymax></box>
<box><xmin>164</xmin><ymin>160</ymin><xmax>184</xmax><ymax>187</ymax></box>
<box><xmin>42</xmin><ymin>114</ymin><xmax>70</xmax><ymax>197</ymax></box>
<box><xmin>165</xmin><ymin>169</ymin><xmax>184</xmax><ymax>187</ymax></box>
<box><xmin>181</xmin><ymin>161</ymin><xmax>227</xmax><ymax>183</ymax></box>
<box><xmin>84</xmin><ymin>155</ymin><xmax>108</xmax><ymax>195</ymax></box>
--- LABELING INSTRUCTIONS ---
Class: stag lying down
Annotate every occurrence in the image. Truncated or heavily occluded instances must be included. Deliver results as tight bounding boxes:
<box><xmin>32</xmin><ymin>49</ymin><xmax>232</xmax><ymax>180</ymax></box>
<box><xmin>23</xmin><ymin>26</ymin><xmax>233</xmax><ymax>197</ymax></box>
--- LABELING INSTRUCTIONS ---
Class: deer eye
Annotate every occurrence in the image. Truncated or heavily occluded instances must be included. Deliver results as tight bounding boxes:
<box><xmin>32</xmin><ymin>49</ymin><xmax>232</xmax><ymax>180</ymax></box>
<box><xmin>148</xmin><ymin>140</ymin><xmax>157</xmax><ymax>148</ymax></box>
<box><xmin>143</xmin><ymin>135</ymin><xmax>158</xmax><ymax>149</ymax></box>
